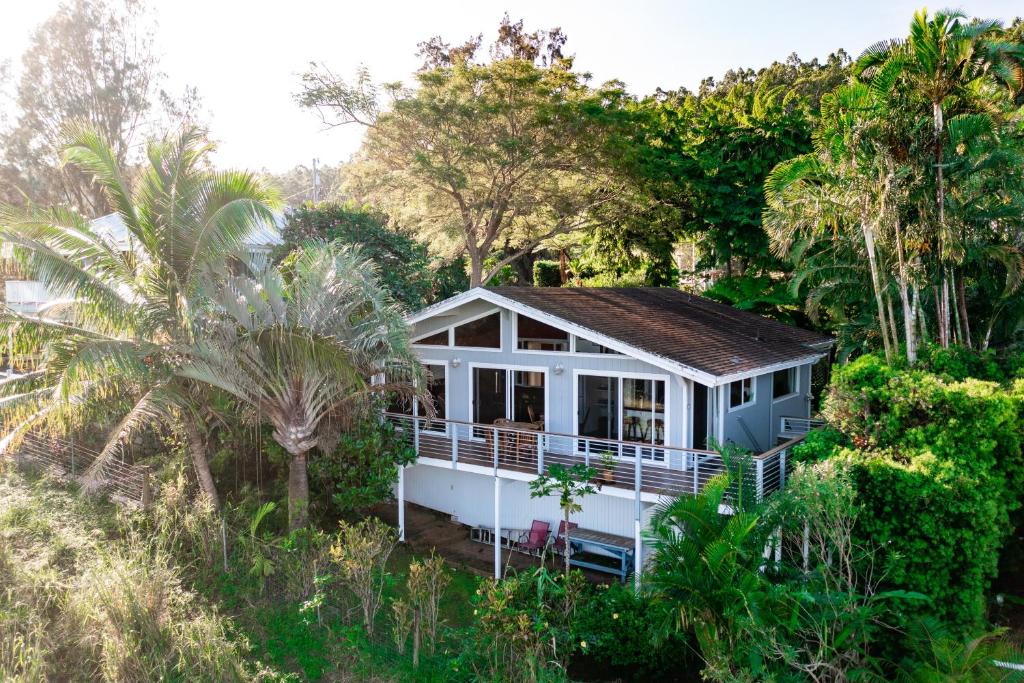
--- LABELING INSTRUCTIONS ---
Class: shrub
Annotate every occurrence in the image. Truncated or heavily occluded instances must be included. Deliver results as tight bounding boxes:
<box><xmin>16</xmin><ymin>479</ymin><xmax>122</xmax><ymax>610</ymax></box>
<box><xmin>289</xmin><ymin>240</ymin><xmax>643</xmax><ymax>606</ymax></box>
<box><xmin>533</xmin><ymin>260</ymin><xmax>562</xmax><ymax>287</ymax></box>
<box><xmin>330</xmin><ymin>517</ymin><xmax>399</xmax><ymax>637</ymax></box>
<box><xmin>308</xmin><ymin>419</ymin><xmax>415</xmax><ymax>520</ymax></box>
<box><xmin>570</xmin><ymin>582</ymin><xmax>694</xmax><ymax>681</ymax></box>
<box><xmin>822</xmin><ymin>353</ymin><xmax>1024</xmax><ymax>633</ymax></box>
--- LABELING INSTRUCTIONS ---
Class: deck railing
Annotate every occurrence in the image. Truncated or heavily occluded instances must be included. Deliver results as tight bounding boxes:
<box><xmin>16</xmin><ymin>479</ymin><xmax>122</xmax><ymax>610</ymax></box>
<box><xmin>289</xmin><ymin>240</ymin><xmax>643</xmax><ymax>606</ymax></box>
<box><xmin>385</xmin><ymin>413</ymin><xmax>801</xmax><ymax>501</ymax></box>
<box><xmin>780</xmin><ymin>416</ymin><xmax>825</xmax><ymax>437</ymax></box>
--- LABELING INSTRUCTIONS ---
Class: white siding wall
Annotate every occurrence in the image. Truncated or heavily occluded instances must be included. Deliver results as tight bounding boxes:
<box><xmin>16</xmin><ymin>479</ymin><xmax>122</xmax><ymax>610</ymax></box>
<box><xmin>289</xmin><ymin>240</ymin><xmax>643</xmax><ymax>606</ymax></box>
<box><xmin>404</xmin><ymin>464</ymin><xmax>656</xmax><ymax>560</ymax></box>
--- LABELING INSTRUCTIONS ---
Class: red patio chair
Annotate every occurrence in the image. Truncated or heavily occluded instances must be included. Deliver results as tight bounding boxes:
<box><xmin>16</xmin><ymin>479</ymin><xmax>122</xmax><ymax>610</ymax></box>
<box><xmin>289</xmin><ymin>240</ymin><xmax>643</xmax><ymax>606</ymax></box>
<box><xmin>517</xmin><ymin>520</ymin><xmax>550</xmax><ymax>556</ymax></box>
<box><xmin>552</xmin><ymin>520</ymin><xmax>579</xmax><ymax>555</ymax></box>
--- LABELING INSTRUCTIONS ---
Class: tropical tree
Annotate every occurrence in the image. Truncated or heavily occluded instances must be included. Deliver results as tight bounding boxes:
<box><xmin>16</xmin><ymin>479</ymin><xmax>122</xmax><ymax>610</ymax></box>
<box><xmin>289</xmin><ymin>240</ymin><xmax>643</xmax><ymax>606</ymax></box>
<box><xmin>0</xmin><ymin>125</ymin><xmax>278</xmax><ymax>509</ymax></box>
<box><xmin>297</xmin><ymin>20</ymin><xmax>641</xmax><ymax>287</ymax></box>
<box><xmin>644</xmin><ymin>474</ymin><xmax>768</xmax><ymax>679</ymax></box>
<box><xmin>856</xmin><ymin>8</ymin><xmax>1024</xmax><ymax>347</ymax></box>
<box><xmin>179</xmin><ymin>243</ymin><xmax>424</xmax><ymax>529</ymax></box>
<box><xmin>528</xmin><ymin>463</ymin><xmax>597</xmax><ymax>574</ymax></box>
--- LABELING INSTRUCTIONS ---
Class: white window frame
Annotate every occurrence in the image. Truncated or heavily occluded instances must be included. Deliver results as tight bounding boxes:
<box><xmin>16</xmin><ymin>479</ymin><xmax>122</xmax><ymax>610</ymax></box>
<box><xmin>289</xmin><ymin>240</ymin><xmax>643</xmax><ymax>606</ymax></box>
<box><xmin>572</xmin><ymin>369</ymin><xmax>671</xmax><ymax>464</ymax></box>
<box><xmin>451</xmin><ymin>309</ymin><xmax>503</xmax><ymax>352</ymax></box>
<box><xmin>512</xmin><ymin>312</ymin><xmax>570</xmax><ymax>353</ymax></box>
<box><xmin>467</xmin><ymin>362</ymin><xmax>550</xmax><ymax>436</ymax></box>
<box><xmin>728</xmin><ymin>376</ymin><xmax>756</xmax><ymax>411</ymax></box>
<box><xmin>771</xmin><ymin>366</ymin><xmax>800</xmax><ymax>403</ymax></box>
<box><xmin>415</xmin><ymin>359</ymin><xmax>450</xmax><ymax>434</ymax></box>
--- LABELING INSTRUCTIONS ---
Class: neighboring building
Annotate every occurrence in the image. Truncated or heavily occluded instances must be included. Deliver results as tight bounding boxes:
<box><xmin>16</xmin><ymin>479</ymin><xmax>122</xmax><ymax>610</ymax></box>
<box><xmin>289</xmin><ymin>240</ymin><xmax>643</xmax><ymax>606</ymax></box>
<box><xmin>3</xmin><ymin>211</ymin><xmax>284</xmax><ymax>314</ymax></box>
<box><xmin>389</xmin><ymin>286</ymin><xmax>832</xmax><ymax>580</ymax></box>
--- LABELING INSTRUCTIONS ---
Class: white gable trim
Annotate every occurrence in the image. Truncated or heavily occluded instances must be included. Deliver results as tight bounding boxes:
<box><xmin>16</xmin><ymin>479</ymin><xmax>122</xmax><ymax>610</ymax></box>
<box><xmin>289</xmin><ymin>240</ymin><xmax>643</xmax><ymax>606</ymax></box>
<box><xmin>407</xmin><ymin>288</ymin><xmax>826</xmax><ymax>386</ymax></box>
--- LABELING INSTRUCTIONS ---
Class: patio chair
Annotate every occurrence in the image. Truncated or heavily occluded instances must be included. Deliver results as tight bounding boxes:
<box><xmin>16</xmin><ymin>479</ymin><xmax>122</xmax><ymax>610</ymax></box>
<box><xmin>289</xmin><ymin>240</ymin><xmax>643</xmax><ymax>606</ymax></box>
<box><xmin>552</xmin><ymin>520</ymin><xmax>579</xmax><ymax>556</ymax></box>
<box><xmin>517</xmin><ymin>520</ymin><xmax>551</xmax><ymax>556</ymax></box>
<box><xmin>516</xmin><ymin>423</ymin><xmax>541</xmax><ymax>463</ymax></box>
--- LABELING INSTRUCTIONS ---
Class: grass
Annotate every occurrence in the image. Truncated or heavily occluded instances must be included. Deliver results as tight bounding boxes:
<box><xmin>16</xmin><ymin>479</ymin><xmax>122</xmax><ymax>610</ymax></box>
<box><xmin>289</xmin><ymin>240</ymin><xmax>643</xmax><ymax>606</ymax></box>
<box><xmin>0</xmin><ymin>467</ymin><xmax>272</xmax><ymax>682</ymax></box>
<box><xmin>0</xmin><ymin>465</ymin><xmax>486</xmax><ymax>681</ymax></box>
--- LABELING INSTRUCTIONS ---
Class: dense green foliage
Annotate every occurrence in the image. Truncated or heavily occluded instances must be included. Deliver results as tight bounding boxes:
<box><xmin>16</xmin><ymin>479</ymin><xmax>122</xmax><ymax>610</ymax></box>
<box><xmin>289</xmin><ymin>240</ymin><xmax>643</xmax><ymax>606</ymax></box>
<box><xmin>276</xmin><ymin>202</ymin><xmax>468</xmax><ymax>310</ymax></box>
<box><xmin>532</xmin><ymin>259</ymin><xmax>561</xmax><ymax>287</ymax></box>
<box><xmin>802</xmin><ymin>352</ymin><xmax>1024</xmax><ymax>632</ymax></box>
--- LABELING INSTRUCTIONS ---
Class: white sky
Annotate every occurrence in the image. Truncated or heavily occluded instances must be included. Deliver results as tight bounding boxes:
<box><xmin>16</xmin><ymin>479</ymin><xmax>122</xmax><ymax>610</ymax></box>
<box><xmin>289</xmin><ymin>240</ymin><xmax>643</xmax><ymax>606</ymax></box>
<box><xmin>2</xmin><ymin>0</ymin><xmax>1022</xmax><ymax>173</ymax></box>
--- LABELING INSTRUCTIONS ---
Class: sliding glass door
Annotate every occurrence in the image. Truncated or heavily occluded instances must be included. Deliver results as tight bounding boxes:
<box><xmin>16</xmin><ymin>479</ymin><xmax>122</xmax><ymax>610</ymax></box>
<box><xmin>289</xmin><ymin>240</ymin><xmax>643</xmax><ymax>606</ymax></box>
<box><xmin>577</xmin><ymin>373</ymin><xmax>666</xmax><ymax>461</ymax></box>
<box><xmin>472</xmin><ymin>366</ymin><xmax>546</xmax><ymax>435</ymax></box>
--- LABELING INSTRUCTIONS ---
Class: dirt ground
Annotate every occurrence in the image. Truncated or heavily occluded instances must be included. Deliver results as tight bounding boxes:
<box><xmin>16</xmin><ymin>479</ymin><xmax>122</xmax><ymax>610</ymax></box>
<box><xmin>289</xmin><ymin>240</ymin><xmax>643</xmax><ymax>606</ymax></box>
<box><xmin>372</xmin><ymin>500</ymin><xmax>615</xmax><ymax>584</ymax></box>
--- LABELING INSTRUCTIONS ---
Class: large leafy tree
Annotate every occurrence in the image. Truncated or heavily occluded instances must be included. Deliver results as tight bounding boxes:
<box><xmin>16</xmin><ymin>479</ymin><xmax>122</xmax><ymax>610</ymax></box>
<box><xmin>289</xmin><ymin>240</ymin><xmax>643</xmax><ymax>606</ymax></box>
<box><xmin>274</xmin><ymin>202</ymin><xmax>469</xmax><ymax>310</ymax></box>
<box><xmin>0</xmin><ymin>126</ymin><xmax>278</xmax><ymax>509</ymax></box>
<box><xmin>180</xmin><ymin>243</ymin><xmax>424</xmax><ymax>530</ymax></box>
<box><xmin>0</xmin><ymin>0</ymin><xmax>196</xmax><ymax>213</ymax></box>
<box><xmin>297</xmin><ymin>21</ymin><xmax>641</xmax><ymax>287</ymax></box>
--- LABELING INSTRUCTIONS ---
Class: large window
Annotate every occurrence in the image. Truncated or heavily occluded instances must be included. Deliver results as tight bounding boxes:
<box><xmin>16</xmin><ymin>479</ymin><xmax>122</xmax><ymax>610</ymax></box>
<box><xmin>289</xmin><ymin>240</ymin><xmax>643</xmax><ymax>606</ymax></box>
<box><xmin>423</xmin><ymin>363</ymin><xmax>447</xmax><ymax>426</ymax></box>
<box><xmin>729</xmin><ymin>377</ymin><xmax>755</xmax><ymax>409</ymax></box>
<box><xmin>517</xmin><ymin>314</ymin><xmax>569</xmax><ymax>351</ymax></box>
<box><xmin>454</xmin><ymin>312</ymin><xmax>501</xmax><ymax>348</ymax></box>
<box><xmin>772</xmin><ymin>367</ymin><xmax>797</xmax><ymax>400</ymax></box>
<box><xmin>472</xmin><ymin>366</ymin><xmax>546</xmax><ymax>429</ymax></box>
<box><xmin>413</xmin><ymin>329</ymin><xmax>449</xmax><ymax>346</ymax></box>
<box><xmin>577</xmin><ymin>373</ymin><xmax>665</xmax><ymax>460</ymax></box>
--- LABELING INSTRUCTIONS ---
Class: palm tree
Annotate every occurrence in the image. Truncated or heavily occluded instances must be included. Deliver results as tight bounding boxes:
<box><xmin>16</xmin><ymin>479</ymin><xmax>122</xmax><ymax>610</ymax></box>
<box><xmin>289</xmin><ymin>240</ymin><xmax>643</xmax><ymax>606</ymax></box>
<box><xmin>856</xmin><ymin>8</ymin><xmax>1024</xmax><ymax>347</ymax></box>
<box><xmin>179</xmin><ymin>243</ymin><xmax>424</xmax><ymax>530</ymax></box>
<box><xmin>0</xmin><ymin>126</ymin><xmax>279</xmax><ymax>509</ymax></box>
<box><xmin>765</xmin><ymin>83</ymin><xmax>901</xmax><ymax>362</ymax></box>
<box><xmin>644</xmin><ymin>474</ymin><xmax>767</xmax><ymax>677</ymax></box>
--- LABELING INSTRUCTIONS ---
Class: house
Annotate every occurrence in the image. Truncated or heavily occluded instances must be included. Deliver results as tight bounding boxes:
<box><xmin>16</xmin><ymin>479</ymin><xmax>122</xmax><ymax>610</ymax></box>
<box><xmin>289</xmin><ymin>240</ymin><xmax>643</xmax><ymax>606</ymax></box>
<box><xmin>389</xmin><ymin>286</ymin><xmax>833</xmax><ymax>580</ymax></box>
<box><xmin>3</xmin><ymin>211</ymin><xmax>284</xmax><ymax>315</ymax></box>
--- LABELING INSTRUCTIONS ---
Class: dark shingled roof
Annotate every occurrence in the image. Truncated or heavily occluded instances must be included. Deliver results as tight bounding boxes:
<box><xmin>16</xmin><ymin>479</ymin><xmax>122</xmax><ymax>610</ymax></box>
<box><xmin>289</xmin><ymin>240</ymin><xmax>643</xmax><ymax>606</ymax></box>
<box><xmin>490</xmin><ymin>287</ymin><xmax>832</xmax><ymax>377</ymax></box>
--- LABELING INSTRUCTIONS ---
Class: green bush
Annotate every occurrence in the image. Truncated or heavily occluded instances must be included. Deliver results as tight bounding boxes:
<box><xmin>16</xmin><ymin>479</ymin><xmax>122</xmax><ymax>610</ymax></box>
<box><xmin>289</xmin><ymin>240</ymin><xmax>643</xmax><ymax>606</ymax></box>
<box><xmin>570</xmin><ymin>582</ymin><xmax>694</xmax><ymax>681</ymax></box>
<box><xmin>822</xmin><ymin>353</ymin><xmax>1024</xmax><ymax>632</ymax></box>
<box><xmin>533</xmin><ymin>260</ymin><xmax>562</xmax><ymax>287</ymax></box>
<box><xmin>307</xmin><ymin>420</ymin><xmax>416</xmax><ymax>520</ymax></box>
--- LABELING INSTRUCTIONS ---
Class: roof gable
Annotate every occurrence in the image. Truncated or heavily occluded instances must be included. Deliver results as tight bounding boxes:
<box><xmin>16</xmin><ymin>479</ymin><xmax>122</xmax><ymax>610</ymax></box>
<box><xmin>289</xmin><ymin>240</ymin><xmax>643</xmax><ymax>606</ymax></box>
<box><xmin>408</xmin><ymin>287</ymin><xmax>832</xmax><ymax>384</ymax></box>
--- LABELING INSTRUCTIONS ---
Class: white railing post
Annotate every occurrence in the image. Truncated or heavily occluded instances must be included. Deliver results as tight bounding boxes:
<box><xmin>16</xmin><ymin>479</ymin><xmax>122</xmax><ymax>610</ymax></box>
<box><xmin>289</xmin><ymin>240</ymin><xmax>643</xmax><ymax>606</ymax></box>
<box><xmin>779</xmin><ymin>447</ymin><xmax>787</xmax><ymax>489</ymax></box>
<box><xmin>756</xmin><ymin>458</ymin><xmax>765</xmax><ymax>502</ymax></box>
<box><xmin>537</xmin><ymin>434</ymin><xmax>544</xmax><ymax>475</ymax></box>
<box><xmin>413</xmin><ymin>416</ymin><xmax>420</xmax><ymax>455</ymax></box>
<box><xmin>452</xmin><ymin>422</ymin><xmax>459</xmax><ymax>469</ymax></box>
<box><xmin>634</xmin><ymin>454</ymin><xmax>643</xmax><ymax>588</ymax></box>
<box><xmin>494</xmin><ymin>477</ymin><xmax>502</xmax><ymax>579</ymax></box>
<box><xmin>693</xmin><ymin>453</ymin><xmax>699</xmax><ymax>495</ymax></box>
<box><xmin>584</xmin><ymin>439</ymin><xmax>590</xmax><ymax>467</ymax></box>
<box><xmin>398</xmin><ymin>464</ymin><xmax>406</xmax><ymax>541</ymax></box>
<box><xmin>492</xmin><ymin>426</ymin><xmax>499</xmax><ymax>472</ymax></box>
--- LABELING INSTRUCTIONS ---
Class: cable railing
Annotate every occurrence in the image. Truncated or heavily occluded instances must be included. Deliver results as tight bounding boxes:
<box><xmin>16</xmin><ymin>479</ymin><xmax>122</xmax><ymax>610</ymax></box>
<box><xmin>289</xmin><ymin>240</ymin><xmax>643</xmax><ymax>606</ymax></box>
<box><xmin>780</xmin><ymin>416</ymin><xmax>826</xmax><ymax>437</ymax></box>
<box><xmin>385</xmin><ymin>412</ymin><xmax>800</xmax><ymax>501</ymax></box>
<box><xmin>8</xmin><ymin>432</ymin><xmax>154</xmax><ymax>508</ymax></box>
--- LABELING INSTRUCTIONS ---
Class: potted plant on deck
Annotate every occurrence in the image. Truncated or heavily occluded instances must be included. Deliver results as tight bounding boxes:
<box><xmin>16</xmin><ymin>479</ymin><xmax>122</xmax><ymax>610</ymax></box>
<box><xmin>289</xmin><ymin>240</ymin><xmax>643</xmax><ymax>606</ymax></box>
<box><xmin>598</xmin><ymin>451</ymin><xmax>616</xmax><ymax>484</ymax></box>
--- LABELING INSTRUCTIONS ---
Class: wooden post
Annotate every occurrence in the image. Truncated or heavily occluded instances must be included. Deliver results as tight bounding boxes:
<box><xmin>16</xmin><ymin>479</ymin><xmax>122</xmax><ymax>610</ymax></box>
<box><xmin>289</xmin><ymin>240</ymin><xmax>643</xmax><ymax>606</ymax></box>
<box><xmin>141</xmin><ymin>466</ymin><xmax>153</xmax><ymax>509</ymax></box>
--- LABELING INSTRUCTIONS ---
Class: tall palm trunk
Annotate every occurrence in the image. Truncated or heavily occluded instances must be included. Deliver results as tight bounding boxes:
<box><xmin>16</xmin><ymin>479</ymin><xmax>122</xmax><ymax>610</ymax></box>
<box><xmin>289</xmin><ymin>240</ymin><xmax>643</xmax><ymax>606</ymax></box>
<box><xmin>956</xmin><ymin>271</ymin><xmax>972</xmax><ymax>348</ymax></box>
<box><xmin>288</xmin><ymin>451</ymin><xmax>310</xmax><ymax>531</ymax></box>
<box><xmin>861</xmin><ymin>217</ymin><xmax>893</xmax><ymax>362</ymax></box>
<box><xmin>934</xmin><ymin>100</ymin><xmax>952</xmax><ymax>348</ymax></box>
<box><xmin>183</xmin><ymin>420</ymin><xmax>220</xmax><ymax>511</ymax></box>
<box><xmin>894</xmin><ymin>217</ymin><xmax>917</xmax><ymax>363</ymax></box>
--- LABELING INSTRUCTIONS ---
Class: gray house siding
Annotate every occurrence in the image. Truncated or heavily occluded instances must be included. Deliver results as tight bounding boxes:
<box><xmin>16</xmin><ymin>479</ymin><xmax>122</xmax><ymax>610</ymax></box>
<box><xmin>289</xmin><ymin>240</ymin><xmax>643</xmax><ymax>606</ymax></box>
<box><xmin>720</xmin><ymin>364</ymin><xmax>812</xmax><ymax>452</ymax></box>
<box><xmin>412</xmin><ymin>305</ymin><xmax>691</xmax><ymax>449</ymax></box>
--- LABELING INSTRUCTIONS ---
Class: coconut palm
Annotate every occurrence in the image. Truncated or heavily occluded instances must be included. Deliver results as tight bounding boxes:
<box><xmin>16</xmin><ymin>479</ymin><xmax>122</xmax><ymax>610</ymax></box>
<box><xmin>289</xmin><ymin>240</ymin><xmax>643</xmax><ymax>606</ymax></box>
<box><xmin>856</xmin><ymin>8</ymin><xmax>1024</xmax><ymax>346</ymax></box>
<box><xmin>179</xmin><ymin>242</ymin><xmax>424</xmax><ymax>530</ymax></box>
<box><xmin>0</xmin><ymin>125</ymin><xmax>279</xmax><ymax>509</ymax></box>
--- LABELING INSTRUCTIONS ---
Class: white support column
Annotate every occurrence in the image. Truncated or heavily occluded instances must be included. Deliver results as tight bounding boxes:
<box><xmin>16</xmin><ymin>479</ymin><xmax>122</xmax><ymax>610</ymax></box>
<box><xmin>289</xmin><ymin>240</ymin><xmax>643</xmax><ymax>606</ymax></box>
<box><xmin>634</xmin><ymin>454</ymin><xmax>642</xmax><ymax>587</ymax></box>
<box><xmin>494</xmin><ymin>477</ymin><xmax>503</xmax><ymax>580</ymax></box>
<box><xmin>397</xmin><ymin>464</ymin><xmax>406</xmax><ymax>542</ymax></box>
<box><xmin>717</xmin><ymin>385</ymin><xmax>727</xmax><ymax>445</ymax></box>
